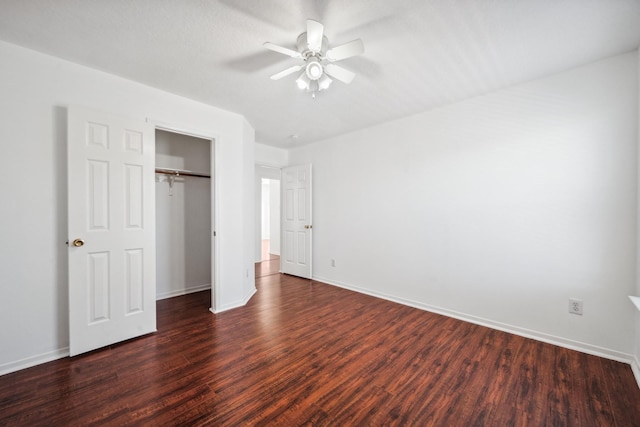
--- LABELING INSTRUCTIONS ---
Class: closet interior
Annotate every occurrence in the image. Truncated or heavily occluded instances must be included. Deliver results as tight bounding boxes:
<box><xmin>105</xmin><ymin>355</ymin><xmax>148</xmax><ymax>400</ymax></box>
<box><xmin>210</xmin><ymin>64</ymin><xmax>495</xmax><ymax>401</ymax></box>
<box><xmin>155</xmin><ymin>129</ymin><xmax>212</xmax><ymax>300</ymax></box>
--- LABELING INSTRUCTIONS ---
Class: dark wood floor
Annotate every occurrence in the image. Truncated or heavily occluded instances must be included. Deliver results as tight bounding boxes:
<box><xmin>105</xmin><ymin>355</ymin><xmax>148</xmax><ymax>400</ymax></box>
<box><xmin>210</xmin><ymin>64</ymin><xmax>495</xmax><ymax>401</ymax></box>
<box><xmin>1</xmin><ymin>271</ymin><xmax>640</xmax><ymax>426</ymax></box>
<box><xmin>255</xmin><ymin>256</ymin><xmax>280</xmax><ymax>278</ymax></box>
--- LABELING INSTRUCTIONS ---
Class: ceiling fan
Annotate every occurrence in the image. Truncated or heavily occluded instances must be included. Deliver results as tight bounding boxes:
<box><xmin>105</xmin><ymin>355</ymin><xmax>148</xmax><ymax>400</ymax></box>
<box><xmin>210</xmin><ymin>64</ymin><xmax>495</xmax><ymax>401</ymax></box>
<box><xmin>264</xmin><ymin>19</ymin><xmax>364</xmax><ymax>97</ymax></box>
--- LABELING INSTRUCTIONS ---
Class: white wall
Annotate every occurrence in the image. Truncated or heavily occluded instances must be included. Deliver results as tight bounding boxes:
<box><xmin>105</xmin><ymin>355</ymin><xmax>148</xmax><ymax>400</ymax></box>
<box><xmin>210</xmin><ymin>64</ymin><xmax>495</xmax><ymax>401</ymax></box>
<box><xmin>290</xmin><ymin>52</ymin><xmax>639</xmax><ymax>360</ymax></box>
<box><xmin>634</xmin><ymin>48</ymin><xmax>640</xmax><ymax>382</ymax></box>
<box><xmin>155</xmin><ymin>130</ymin><xmax>211</xmax><ymax>300</ymax></box>
<box><xmin>256</xmin><ymin>142</ymin><xmax>288</xmax><ymax>167</ymax></box>
<box><xmin>241</xmin><ymin>119</ymin><xmax>256</xmax><ymax>303</ymax></box>
<box><xmin>0</xmin><ymin>40</ymin><xmax>255</xmax><ymax>374</ymax></box>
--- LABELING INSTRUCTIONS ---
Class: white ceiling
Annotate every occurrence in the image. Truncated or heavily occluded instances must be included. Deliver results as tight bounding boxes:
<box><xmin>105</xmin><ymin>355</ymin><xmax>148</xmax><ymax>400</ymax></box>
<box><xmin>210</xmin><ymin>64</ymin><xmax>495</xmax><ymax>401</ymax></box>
<box><xmin>0</xmin><ymin>0</ymin><xmax>639</xmax><ymax>148</ymax></box>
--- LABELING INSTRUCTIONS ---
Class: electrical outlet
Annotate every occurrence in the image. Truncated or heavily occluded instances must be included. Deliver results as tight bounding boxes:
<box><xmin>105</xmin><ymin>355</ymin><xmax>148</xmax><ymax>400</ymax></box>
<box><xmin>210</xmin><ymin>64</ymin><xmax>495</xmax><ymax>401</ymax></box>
<box><xmin>568</xmin><ymin>298</ymin><xmax>583</xmax><ymax>315</ymax></box>
<box><xmin>330</xmin><ymin>259</ymin><xmax>336</xmax><ymax>267</ymax></box>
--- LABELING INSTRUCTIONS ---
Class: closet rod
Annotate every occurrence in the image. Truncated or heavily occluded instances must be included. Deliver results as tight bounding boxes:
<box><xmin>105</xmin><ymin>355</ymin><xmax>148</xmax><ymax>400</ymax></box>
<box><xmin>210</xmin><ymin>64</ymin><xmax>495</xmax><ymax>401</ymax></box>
<box><xmin>155</xmin><ymin>167</ymin><xmax>210</xmax><ymax>179</ymax></box>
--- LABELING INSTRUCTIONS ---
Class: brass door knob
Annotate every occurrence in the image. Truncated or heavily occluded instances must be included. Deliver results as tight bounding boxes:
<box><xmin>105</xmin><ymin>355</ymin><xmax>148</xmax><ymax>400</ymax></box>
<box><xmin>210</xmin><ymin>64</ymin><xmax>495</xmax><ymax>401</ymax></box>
<box><xmin>72</xmin><ymin>238</ymin><xmax>85</xmax><ymax>247</ymax></box>
<box><xmin>304</xmin><ymin>225</ymin><xmax>312</xmax><ymax>229</ymax></box>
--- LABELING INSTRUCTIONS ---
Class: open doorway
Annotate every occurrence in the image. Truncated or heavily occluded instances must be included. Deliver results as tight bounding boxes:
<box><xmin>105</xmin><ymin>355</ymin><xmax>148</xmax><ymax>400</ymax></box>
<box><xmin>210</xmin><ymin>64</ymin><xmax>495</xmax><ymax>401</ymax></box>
<box><xmin>257</xmin><ymin>177</ymin><xmax>280</xmax><ymax>277</ymax></box>
<box><xmin>261</xmin><ymin>177</ymin><xmax>281</xmax><ymax>261</ymax></box>
<box><xmin>255</xmin><ymin>165</ymin><xmax>281</xmax><ymax>278</ymax></box>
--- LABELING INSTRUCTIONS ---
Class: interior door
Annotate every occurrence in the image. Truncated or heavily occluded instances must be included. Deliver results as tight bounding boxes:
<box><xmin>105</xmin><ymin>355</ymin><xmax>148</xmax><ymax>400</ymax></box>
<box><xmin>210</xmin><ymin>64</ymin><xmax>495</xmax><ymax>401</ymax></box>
<box><xmin>67</xmin><ymin>106</ymin><xmax>156</xmax><ymax>356</ymax></box>
<box><xmin>281</xmin><ymin>164</ymin><xmax>312</xmax><ymax>278</ymax></box>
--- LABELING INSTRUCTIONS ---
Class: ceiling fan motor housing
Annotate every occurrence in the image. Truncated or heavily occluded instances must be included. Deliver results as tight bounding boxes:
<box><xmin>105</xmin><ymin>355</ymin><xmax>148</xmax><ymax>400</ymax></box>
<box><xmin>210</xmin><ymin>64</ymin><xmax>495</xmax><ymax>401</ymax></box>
<box><xmin>297</xmin><ymin>33</ymin><xmax>329</xmax><ymax>58</ymax></box>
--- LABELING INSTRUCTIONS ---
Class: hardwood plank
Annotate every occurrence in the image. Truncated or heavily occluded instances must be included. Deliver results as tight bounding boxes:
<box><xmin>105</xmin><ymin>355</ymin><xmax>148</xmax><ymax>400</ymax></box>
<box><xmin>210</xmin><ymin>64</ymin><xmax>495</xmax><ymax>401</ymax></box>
<box><xmin>571</xmin><ymin>350</ymin><xmax>615</xmax><ymax>425</ymax></box>
<box><xmin>0</xmin><ymin>274</ymin><xmax>639</xmax><ymax>425</ymax></box>
<box><xmin>507</xmin><ymin>338</ymin><xmax>558</xmax><ymax>426</ymax></box>
<box><xmin>600</xmin><ymin>358</ymin><xmax>640</xmax><ymax>426</ymax></box>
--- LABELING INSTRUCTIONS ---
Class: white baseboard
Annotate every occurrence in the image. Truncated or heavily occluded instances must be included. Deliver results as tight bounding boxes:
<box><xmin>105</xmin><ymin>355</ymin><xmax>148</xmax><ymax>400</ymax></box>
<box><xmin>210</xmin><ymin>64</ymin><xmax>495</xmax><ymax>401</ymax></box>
<box><xmin>631</xmin><ymin>357</ymin><xmax>640</xmax><ymax>389</ymax></box>
<box><xmin>211</xmin><ymin>287</ymin><xmax>257</xmax><ymax>314</ymax></box>
<box><xmin>156</xmin><ymin>283</ymin><xmax>211</xmax><ymax>300</ymax></box>
<box><xmin>1</xmin><ymin>284</ymin><xmax>259</xmax><ymax>376</ymax></box>
<box><xmin>314</xmin><ymin>275</ymin><xmax>636</xmax><ymax>366</ymax></box>
<box><xmin>5</xmin><ymin>280</ymin><xmax>636</xmax><ymax>385</ymax></box>
<box><xmin>0</xmin><ymin>347</ymin><xmax>69</xmax><ymax>377</ymax></box>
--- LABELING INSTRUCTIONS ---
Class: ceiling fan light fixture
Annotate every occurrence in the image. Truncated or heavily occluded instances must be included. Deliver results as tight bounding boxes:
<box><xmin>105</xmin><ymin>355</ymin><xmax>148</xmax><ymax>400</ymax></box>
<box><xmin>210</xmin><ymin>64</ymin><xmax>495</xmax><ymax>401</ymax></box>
<box><xmin>318</xmin><ymin>74</ymin><xmax>332</xmax><ymax>91</ymax></box>
<box><xmin>305</xmin><ymin>58</ymin><xmax>323</xmax><ymax>81</ymax></box>
<box><xmin>296</xmin><ymin>71</ymin><xmax>310</xmax><ymax>90</ymax></box>
<box><xmin>307</xmin><ymin>80</ymin><xmax>319</xmax><ymax>93</ymax></box>
<box><xmin>264</xmin><ymin>19</ymin><xmax>364</xmax><ymax>96</ymax></box>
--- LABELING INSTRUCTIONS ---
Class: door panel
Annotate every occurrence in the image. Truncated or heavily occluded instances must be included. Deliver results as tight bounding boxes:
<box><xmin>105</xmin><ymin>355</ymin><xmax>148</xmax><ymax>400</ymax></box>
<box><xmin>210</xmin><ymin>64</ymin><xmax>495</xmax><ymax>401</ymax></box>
<box><xmin>281</xmin><ymin>164</ymin><xmax>312</xmax><ymax>278</ymax></box>
<box><xmin>125</xmin><ymin>249</ymin><xmax>144</xmax><ymax>314</ymax></box>
<box><xmin>124</xmin><ymin>164</ymin><xmax>143</xmax><ymax>228</ymax></box>
<box><xmin>68</xmin><ymin>106</ymin><xmax>156</xmax><ymax>356</ymax></box>
<box><xmin>88</xmin><ymin>252</ymin><xmax>110</xmax><ymax>323</ymax></box>
<box><xmin>87</xmin><ymin>160</ymin><xmax>109</xmax><ymax>229</ymax></box>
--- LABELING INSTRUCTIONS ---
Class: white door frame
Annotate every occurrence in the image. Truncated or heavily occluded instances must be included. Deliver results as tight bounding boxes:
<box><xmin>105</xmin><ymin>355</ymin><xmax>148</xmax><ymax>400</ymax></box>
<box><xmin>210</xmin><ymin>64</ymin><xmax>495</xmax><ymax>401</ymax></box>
<box><xmin>152</xmin><ymin>121</ymin><xmax>220</xmax><ymax>313</ymax></box>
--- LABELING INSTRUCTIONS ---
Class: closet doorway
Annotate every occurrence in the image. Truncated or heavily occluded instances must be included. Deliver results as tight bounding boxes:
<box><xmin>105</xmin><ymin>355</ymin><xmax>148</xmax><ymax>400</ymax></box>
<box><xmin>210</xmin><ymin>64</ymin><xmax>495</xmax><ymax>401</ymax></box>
<box><xmin>155</xmin><ymin>129</ymin><xmax>215</xmax><ymax>308</ymax></box>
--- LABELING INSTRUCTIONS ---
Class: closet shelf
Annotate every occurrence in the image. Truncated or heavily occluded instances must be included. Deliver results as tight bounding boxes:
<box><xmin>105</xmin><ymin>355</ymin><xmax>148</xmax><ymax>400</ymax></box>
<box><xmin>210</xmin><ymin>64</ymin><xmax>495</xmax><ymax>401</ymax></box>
<box><xmin>155</xmin><ymin>167</ymin><xmax>210</xmax><ymax>179</ymax></box>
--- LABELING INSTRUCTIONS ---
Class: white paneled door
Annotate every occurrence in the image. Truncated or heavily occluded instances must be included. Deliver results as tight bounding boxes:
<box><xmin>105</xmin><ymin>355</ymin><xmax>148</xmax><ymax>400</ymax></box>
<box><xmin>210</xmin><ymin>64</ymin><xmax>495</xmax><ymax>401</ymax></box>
<box><xmin>67</xmin><ymin>106</ymin><xmax>156</xmax><ymax>356</ymax></box>
<box><xmin>281</xmin><ymin>164</ymin><xmax>312</xmax><ymax>279</ymax></box>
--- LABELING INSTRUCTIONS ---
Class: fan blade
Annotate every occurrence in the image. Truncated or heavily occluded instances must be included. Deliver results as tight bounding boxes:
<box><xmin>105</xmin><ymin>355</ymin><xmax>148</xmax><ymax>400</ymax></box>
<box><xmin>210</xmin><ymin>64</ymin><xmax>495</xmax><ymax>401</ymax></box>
<box><xmin>270</xmin><ymin>65</ymin><xmax>303</xmax><ymax>80</ymax></box>
<box><xmin>306</xmin><ymin>19</ymin><xmax>324</xmax><ymax>52</ymax></box>
<box><xmin>324</xmin><ymin>64</ymin><xmax>356</xmax><ymax>84</ymax></box>
<box><xmin>263</xmin><ymin>42</ymin><xmax>302</xmax><ymax>59</ymax></box>
<box><xmin>326</xmin><ymin>39</ymin><xmax>364</xmax><ymax>62</ymax></box>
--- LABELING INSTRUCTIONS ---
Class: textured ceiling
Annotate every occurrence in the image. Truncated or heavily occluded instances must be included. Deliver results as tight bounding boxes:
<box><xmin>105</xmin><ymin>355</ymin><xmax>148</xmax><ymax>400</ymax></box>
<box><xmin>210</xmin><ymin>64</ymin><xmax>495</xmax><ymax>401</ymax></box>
<box><xmin>0</xmin><ymin>0</ymin><xmax>639</xmax><ymax>148</ymax></box>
